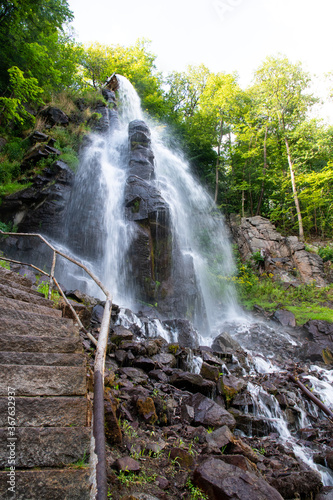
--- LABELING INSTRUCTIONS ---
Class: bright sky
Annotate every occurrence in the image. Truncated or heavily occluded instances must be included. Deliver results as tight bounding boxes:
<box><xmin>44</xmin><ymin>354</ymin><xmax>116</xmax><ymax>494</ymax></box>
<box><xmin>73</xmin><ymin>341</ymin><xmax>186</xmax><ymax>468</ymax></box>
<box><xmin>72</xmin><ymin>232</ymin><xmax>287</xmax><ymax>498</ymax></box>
<box><xmin>67</xmin><ymin>0</ymin><xmax>333</xmax><ymax>120</ymax></box>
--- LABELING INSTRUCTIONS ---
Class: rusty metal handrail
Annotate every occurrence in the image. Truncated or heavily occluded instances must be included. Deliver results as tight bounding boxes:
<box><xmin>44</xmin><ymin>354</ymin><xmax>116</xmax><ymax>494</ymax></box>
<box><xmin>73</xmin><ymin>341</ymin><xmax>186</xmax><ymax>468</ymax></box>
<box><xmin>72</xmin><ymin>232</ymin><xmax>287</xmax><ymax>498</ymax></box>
<box><xmin>0</xmin><ymin>230</ymin><xmax>111</xmax><ymax>499</ymax></box>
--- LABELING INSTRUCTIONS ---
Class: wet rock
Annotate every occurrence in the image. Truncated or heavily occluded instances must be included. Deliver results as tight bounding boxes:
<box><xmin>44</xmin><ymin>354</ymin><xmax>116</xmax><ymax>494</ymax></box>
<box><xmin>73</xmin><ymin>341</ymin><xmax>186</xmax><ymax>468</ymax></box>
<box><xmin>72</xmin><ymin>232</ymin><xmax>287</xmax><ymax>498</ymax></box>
<box><xmin>315</xmin><ymin>487</ymin><xmax>333</xmax><ymax>499</ymax></box>
<box><xmin>222</xmin><ymin>454</ymin><xmax>258</xmax><ymax>473</ymax></box>
<box><xmin>193</xmin><ymin>458</ymin><xmax>283</xmax><ymax>500</ymax></box>
<box><xmin>111</xmin><ymin>325</ymin><xmax>134</xmax><ymax>343</ymax></box>
<box><xmin>148</xmin><ymin>369</ymin><xmax>168</xmax><ymax>383</ymax></box>
<box><xmin>91</xmin><ymin>304</ymin><xmax>104</xmax><ymax>324</ymax></box>
<box><xmin>200</xmin><ymin>361</ymin><xmax>220</xmax><ymax>381</ymax></box>
<box><xmin>163</xmin><ymin>319</ymin><xmax>200</xmax><ymax>349</ymax></box>
<box><xmin>212</xmin><ymin>332</ymin><xmax>242</xmax><ymax>352</ymax></box>
<box><xmin>152</xmin><ymin>352</ymin><xmax>176</xmax><ymax>367</ymax></box>
<box><xmin>217</xmin><ymin>374</ymin><xmax>247</xmax><ymax>400</ymax></box>
<box><xmin>300</xmin><ymin>320</ymin><xmax>333</xmax><ymax>364</ymax></box>
<box><xmin>119</xmin><ymin>367</ymin><xmax>148</xmax><ymax>385</ymax></box>
<box><xmin>132</xmin><ymin>357</ymin><xmax>156</xmax><ymax>372</ymax></box>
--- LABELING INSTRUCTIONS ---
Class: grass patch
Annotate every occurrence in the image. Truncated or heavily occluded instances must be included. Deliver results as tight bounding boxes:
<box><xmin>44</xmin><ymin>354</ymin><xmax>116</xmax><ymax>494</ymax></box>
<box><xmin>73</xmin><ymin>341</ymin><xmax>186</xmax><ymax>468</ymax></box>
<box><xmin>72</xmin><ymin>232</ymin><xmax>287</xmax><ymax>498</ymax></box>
<box><xmin>232</xmin><ymin>261</ymin><xmax>333</xmax><ymax>325</ymax></box>
<box><xmin>37</xmin><ymin>281</ymin><xmax>61</xmax><ymax>305</ymax></box>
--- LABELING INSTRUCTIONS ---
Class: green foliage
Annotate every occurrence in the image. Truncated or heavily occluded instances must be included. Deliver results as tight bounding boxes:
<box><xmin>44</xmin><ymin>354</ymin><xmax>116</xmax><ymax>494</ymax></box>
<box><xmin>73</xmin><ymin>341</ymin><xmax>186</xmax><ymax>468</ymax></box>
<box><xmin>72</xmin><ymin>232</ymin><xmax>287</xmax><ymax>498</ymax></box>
<box><xmin>37</xmin><ymin>281</ymin><xmax>61</xmax><ymax>304</ymax></box>
<box><xmin>251</xmin><ymin>251</ymin><xmax>264</xmax><ymax>264</ymax></box>
<box><xmin>119</xmin><ymin>419</ymin><xmax>138</xmax><ymax>439</ymax></box>
<box><xmin>80</xmin><ymin>38</ymin><xmax>167</xmax><ymax>118</ymax></box>
<box><xmin>317</xmin><ymin>245</ymin><xmax>333</xmax><ymax>262</ymax></box>
<box><xmin>116</xmin><ymin>470</ymin><xmax>156</xmax><ymax>487</ymax></box>
<box><xmin>0</xmin><ymin>259</ymin><xmax>10</xmax><ymax>269</ymax></box>
<box><xmin>68</xmin><ymin>450</ymin><xmax>89</xmax><ymax>469</ymax></box>
<box><xmin>186</xmin><ymin>479</ymin><xmax>208</xmax><ymax>500</ymax></box>
<box><xmin>0</xmin><ymin>66</ymin><xmax>44</xmax><ymax>127</ymax></box>
<box><xmin>234</xmin><ymin>263</ymin><xmax>333</xmax><ymax>324</ymax></box>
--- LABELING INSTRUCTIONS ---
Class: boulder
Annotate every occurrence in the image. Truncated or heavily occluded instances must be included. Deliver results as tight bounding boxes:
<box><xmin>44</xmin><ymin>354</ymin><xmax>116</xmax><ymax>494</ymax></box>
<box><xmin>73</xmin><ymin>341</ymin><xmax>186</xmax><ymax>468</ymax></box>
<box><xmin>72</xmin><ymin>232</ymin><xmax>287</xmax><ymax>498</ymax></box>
<box><xmin>272</xmin><ymin>309</ymin><xmax>296</xmax><ymax>327</ymax></box>
<box><xmin>300</xmin><ymin>320</ymin><xmax>333</xmax><ymax>364</ymax></box>
<box><xmin>114</xmin><ymin>456</ymin><xmax>141</xmax><ymax>473</ymax></box>
<box><xmin>193</xmin><ymin>458</ymin><xmax>283</xmax><ymax>500</ymax></box>
<box><xmin>184</xmin><ymin>393</ymin><xmax>236</xmax><ymax>429</ymax></box>
<box><xmin>269</xmin><ymin>469</ymin><xmax>322</xmax><ymax>499</ymax></box>
<box><xmin>163</xmin><ymin>319</ymin><xmax>200</xmax><ymax>349</ymax></box>
<box><xmin>212</xmin><ymin>332</ymin><xmax>242</xmax><ymax>353</ymax></box>
<box><xmin>40</xmin><ymin>106</ymin><xmax>69</xmax><ymax>126</ymax></box>
<box><xmin>169</xmin><ymin>371</ymin><xmax>215</xmax><ymax>397</ymax></box>
<box><xmin>206</xmin><ymin>425</ymin><xmax>234</xmax><ymax>450</ymax></box>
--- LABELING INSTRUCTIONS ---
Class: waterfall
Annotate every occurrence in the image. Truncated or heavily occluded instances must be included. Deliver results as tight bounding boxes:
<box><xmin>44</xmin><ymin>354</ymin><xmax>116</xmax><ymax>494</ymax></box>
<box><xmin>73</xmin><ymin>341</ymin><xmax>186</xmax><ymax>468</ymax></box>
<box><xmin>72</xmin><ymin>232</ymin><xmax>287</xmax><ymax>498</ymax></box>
<box><xmin>57</xmin><ymin>74</ymin><xmax>239</xmax><ymax>332</ymax></box>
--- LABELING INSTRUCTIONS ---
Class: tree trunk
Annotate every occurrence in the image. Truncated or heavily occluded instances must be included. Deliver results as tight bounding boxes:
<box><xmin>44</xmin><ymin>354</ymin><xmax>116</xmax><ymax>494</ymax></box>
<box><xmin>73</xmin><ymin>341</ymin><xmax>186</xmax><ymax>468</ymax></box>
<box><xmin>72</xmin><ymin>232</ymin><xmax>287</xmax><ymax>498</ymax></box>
<box><xmin>255</xmin><ymin>124</ymin><xmax>268</xmax><ymax>216</ymax></box>
<box><xmin>214</xmin><ymin>116</ymin><xmax>224</xmax><ymax>204</ymax></box>
<box><xmin>284</xmin><ymin>135</ymin><xmax>304</xmax><ymax>240</ymax></box>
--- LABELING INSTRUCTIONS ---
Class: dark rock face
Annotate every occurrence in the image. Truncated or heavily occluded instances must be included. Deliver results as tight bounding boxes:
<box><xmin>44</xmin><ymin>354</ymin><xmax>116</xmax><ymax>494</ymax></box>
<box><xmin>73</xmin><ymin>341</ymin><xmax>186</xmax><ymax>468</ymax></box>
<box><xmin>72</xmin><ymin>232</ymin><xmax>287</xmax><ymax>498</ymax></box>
<box><xmin>230</xmin><ymin>215</ymin><xmax>327</xmax><ymax>285</ymax></box>
<box><xmin>0</xmin><ymin>161</ymin><xmax>74</xmax><ymax>238</ymax></box>
<box><xmin>124</xmin><ymin>120</ymin><xmax>206</xmax><ymax>326</ymax></box>
<box><xmin>193</xmin><ymin>458</ymin><xmax>284</xmax><ymax>500</ymax></box>
<box><xmin>163</xmin><ymin>319</ymin><xmax>200</xmax><ymax>349</ymax></box>
<box><xmin>124</xmin><ymin>120</ymin><xmax>172</xmax><ymax>306</ymax></box>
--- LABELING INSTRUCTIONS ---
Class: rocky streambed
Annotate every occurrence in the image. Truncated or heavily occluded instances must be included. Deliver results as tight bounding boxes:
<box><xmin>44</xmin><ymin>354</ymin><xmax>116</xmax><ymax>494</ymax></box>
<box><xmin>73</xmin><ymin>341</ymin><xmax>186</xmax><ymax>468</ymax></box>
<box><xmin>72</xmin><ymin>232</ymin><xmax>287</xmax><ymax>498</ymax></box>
<box><xmin>7</xmin><ymin>264</ymin><xmax>333</xmax><ymax>499</ymax></box>
<box><xmin>78</xmin><ymin>295</ymin><xmax>332</xmax><ymax>500</ymax></box>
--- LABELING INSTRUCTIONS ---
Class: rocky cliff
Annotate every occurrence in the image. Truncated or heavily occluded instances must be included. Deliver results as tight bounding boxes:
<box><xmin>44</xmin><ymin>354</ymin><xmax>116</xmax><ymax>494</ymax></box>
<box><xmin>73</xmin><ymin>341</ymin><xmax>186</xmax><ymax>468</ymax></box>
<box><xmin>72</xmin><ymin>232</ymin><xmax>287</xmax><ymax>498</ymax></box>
<box><xmin>230</xmin><ymin>215</ymin><xmax>327</xmax><ymax>286</ymax></box>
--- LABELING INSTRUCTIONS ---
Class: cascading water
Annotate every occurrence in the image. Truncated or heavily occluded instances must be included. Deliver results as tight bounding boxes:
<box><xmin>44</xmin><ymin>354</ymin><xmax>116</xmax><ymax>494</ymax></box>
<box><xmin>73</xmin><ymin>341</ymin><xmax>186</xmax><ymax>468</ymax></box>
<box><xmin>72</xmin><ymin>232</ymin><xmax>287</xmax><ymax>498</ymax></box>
<box><xmin>149</xmin><ymin>128</ymin><xmax>240</xmax><ymax>329</ymax></box>
<box><xmin>56</xmin><ymin>76</ymin><xmax>145</xmax><ymax>305</ymax></box>
<box><xmin>58</xmin><ymin>74</ymin><xmax>239</xmax><ymax>329</ymax></box>
<box><xmin>52</xmin><ymin>75</ymin><xmax>333</xmax><ymax>487</ymax></box>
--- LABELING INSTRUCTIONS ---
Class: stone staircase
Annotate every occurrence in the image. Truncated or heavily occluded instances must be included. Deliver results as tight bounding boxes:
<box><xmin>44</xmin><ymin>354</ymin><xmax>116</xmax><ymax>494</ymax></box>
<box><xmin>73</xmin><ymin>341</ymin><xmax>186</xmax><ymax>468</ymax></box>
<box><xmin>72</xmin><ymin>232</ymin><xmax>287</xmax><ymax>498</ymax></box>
<box><xmin>0</xmin><ymin>266</ymin><xmax>91</xmax><ymax>499</ymax></box>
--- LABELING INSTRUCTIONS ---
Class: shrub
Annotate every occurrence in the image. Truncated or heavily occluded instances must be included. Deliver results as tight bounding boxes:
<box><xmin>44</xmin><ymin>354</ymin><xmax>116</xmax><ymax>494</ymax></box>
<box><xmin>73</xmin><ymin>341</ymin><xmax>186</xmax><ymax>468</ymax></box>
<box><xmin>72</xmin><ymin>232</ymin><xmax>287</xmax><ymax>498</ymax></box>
<box><xmin>318</xmin><ymin>245</ymin><xmax>333</xmax><ymax>262</ymax></box>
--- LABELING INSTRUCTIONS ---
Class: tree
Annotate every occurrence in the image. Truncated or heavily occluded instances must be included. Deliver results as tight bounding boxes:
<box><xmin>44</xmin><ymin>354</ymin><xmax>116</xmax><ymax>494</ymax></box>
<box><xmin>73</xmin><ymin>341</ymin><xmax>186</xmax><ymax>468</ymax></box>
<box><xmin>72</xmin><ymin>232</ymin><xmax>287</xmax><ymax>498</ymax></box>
<box><xmin>0</xmin><ymin>0</ymin><xmax>77</xmax><ymax>93</ymax></box>
<box><xmin>199</xmin><ymin>72</ymin><xmax>241</xmax><ymax>203</ymax></box>
<box><xmin>80</xmin><ymin>39</ymin><xmax>166</xmax><ymax>119</ymax></box>
<box><xmin>0</xmin><ymin>66</ymin><xmax>43</xmax><ymax>126</ymax></box>
<box><xmin>253</xmin><ymin>55</ymin><xmax>317</xmax><ymax>240</ymax></box>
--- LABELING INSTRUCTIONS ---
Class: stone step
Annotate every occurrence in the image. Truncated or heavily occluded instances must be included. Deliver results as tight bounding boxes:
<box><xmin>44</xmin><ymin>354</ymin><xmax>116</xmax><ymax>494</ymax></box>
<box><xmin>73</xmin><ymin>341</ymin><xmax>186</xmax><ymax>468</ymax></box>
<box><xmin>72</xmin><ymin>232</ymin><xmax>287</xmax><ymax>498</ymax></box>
<box><xmin>0</xmin><ymin>427</ymin><xmax>90</xmax><ymax>468</ymax></box>
<box><xmin>0</xmin><ymin>307</ymin><xmax>76</xmax><ymax>337</ymax></box>
<box><xmin>0</xmin><ymin>351</ymin><xmax>85</xmax><ymax>366</ymax></box>
<box><xmin>0</xmin><ymin>334</ymin><xmax>83</xmax><ymax>353</ymax></box>
<box><xmin>0</xmin><ymin>266</ymin><xmax>35</xmax><ymax>288</ymax></box>
<box><xmin>0</xmin><ymin>365</ymin><xmax>87</xmax><ymax>396</ymax></box>
<box><xmin>0</xmin><ymin>276</ymin><xmax>44</xmax><ymax>297</ymax></box>
<box><xmin>0</xmin><ymin>282</ymin><xmax>53</xmax><ymax>307</ymax></box>
<box><xmin>0</xmin><ymin>469</ymin><xmax>90</xmax><ymax>500</ymax></box>
<box><xmin>0</xmin><ymin>295</ymin><xmax>62</xmax><ymax>318</ymax></box>
<box><xmin>0</xmin><ymin>396</ymin><xmax>88</xmax><ymax>427</ymax></box>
